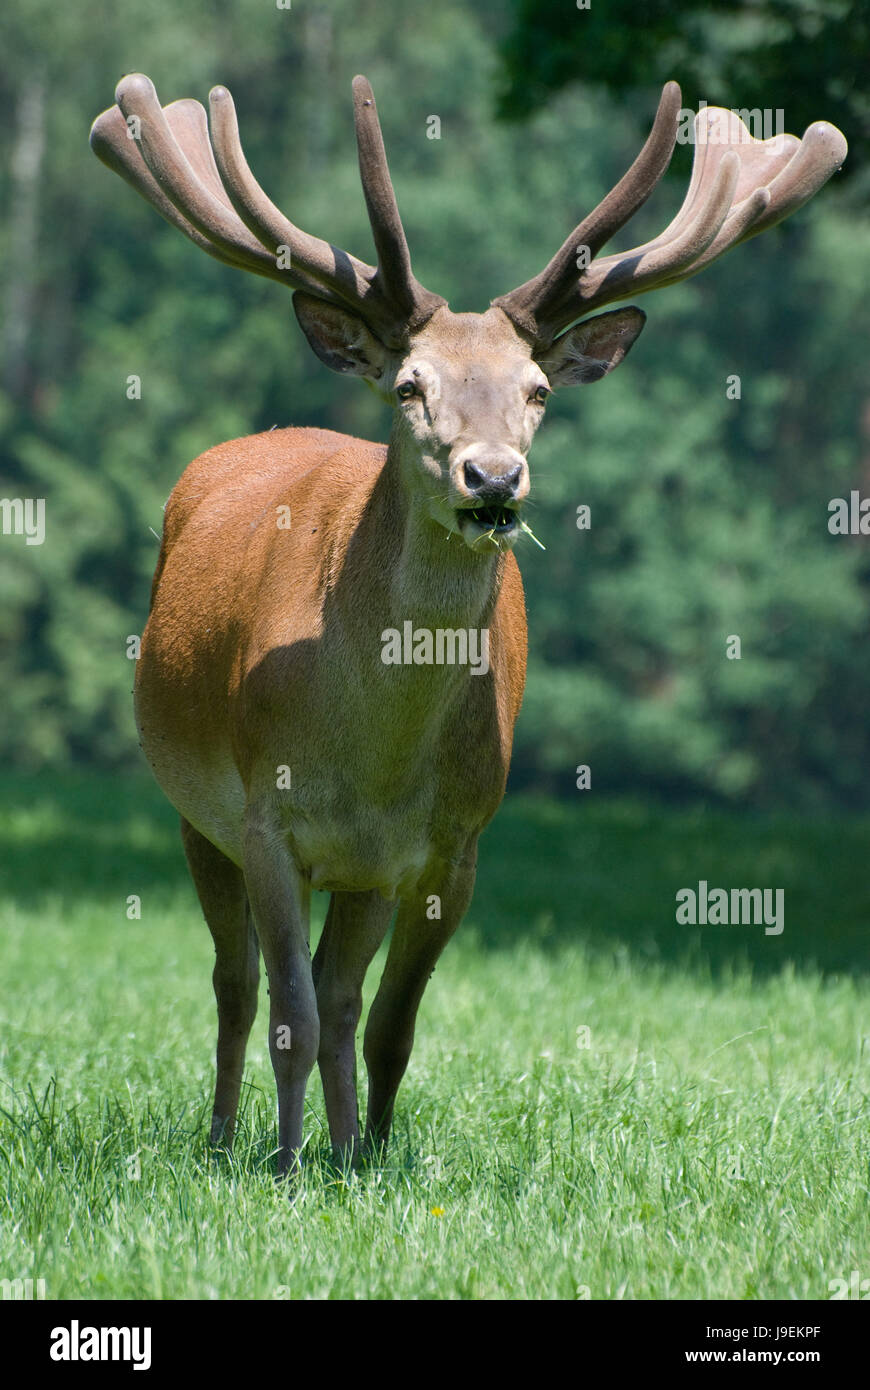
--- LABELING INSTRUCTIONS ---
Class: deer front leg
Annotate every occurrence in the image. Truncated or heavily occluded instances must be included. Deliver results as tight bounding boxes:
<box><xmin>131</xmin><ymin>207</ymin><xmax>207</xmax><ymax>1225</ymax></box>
<box><xmin>363</xmin><ymin>849</ymin><xmax>477</xmax><ymax>1155</ymax></box>
<box><xmin>312</xmin><ymin>890</ymin><xmax>395</xmax><ymax>1165</ymax></box>
<box><xmin>242</xmin><ymin>807</ymin><xmax>318</xmax><ymax>1178</ymax></box>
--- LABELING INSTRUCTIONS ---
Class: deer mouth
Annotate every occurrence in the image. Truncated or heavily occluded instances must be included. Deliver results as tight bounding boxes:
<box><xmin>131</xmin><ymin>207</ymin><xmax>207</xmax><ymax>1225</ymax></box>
<box><xmin>456</xmin><ymin>504</ymin><xmax>518</xmax><ymax>536</ymax></box>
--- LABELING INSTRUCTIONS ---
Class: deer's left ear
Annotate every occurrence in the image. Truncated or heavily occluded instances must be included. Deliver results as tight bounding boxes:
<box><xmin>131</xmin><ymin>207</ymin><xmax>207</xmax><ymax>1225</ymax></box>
<box><xmin>536</xmin><ymin>307</ymin><xmax>646</xmax><ymax>387</ymax></box>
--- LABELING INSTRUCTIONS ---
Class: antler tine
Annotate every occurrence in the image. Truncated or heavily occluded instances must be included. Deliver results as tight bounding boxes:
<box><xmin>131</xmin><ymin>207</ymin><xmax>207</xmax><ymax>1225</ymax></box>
<box><xmin>108</xmin><ymin>74</ymin><xmax>291</xmax><ymax>283</ymax></box>
<box><xmin>731</xmin><ymin>119</ymin><xmax>848</xmax><ymax>244</ymax></box>
<box><xmin>493</xmin><ymin>81</ymin><xmax>683</xmax><ymax>342</ymax></box>
<box><xmin>90</xmin><ymin>97</ymin><xmax>282</xmax><ymax>281</ymax></box>
<box><xmin>574</xmin><ymin>149</ymin><xmax>743</xmax><ymax>312</ymax></box>
<box><xmin>207</xmin><ymin>83</ymin><xmax>379</xmax><ymax>315</ymax></box>
<box><xmin>351</xmin><ymin>77</ymin><xmax>445</xmax><ymax>331</ymax></box>
<box><xmin>651</xmin><ymin>185</ymin><xmax>771</xmax><ymax>291</ymax></box>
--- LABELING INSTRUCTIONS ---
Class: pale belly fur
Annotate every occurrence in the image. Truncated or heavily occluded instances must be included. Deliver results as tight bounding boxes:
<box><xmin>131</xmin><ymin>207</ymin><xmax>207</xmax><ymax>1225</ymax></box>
<box><xmin>141</xmin><ymin>736</ymin><xmax>447</xmax><ymax>901</ymax></box>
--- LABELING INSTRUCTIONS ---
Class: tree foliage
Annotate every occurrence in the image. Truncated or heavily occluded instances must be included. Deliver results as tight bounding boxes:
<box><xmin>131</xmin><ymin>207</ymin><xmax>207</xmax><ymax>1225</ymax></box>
<box><xmin>498</xmin><ymin>0</ymin><xmax>869</xmax><ymax>194</ymax></box>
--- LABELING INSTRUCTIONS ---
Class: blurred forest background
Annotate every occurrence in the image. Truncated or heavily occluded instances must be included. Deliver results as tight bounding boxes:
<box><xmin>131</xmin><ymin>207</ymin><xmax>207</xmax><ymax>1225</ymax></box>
<box><xmin>0</xmin><ymin>0</ymin><xmax>867</xmax><ymax>809</ymax></box>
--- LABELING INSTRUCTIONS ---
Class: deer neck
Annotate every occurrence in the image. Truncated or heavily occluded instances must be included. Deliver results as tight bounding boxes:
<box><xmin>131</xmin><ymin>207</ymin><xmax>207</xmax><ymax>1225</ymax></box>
<box><xmin>315</xmin><ymin>426</ymin><xmax>509</xmax><ymax>797</ymax></box>
<box><xmin>372</xmin><ymin>421</ymin><xmax>507</xmax><ymax>632</ymax></box>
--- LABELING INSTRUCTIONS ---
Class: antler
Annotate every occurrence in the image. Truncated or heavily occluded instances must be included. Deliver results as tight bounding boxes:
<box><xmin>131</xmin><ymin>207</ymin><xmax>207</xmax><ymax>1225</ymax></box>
<box><xmin>90</xmin><ymin>73</ymin><xmax>445</xmax><ymax>347</ymax></box>
<box><xmin>493</xmin><ymin>85</ymin><xmax>848</xmax><ymax>346</ymax></box>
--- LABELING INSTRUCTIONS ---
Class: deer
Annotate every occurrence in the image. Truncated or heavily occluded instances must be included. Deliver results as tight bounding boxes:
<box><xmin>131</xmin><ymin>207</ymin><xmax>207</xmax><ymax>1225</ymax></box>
<box><xmin>90</xmin><ymin>72</ymin><xmax>845</xmax><ymax>1176</ymax></box>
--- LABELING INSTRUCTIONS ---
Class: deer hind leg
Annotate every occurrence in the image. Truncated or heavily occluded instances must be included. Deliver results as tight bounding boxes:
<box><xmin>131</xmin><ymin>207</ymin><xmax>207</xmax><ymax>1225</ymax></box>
<box><xmin>312</xmin><ymin>890</ymin><xmax>395</xmax><ymax>1165</ymax></box>
<box><xmin>363</xmin><ymin>850</ymin><xmax>477</xmax><ymax>1156</ymax></box>
<box><xmin>180</xmin><ymin>817</ymin><xmax>260</xmax><ymax>1148</ymax></box>
<box><xmin>241</xmin><ymin>806</ymin><xmax>318</xmax><ymax>1177</ymax></box>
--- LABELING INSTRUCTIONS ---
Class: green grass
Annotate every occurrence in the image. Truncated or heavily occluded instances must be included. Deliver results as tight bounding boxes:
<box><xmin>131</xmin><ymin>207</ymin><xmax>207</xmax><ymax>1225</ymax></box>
<box><xmin>0</xmin><ymin>772</ymin><xmax>867</xmax><ymax>1299</ymax></box>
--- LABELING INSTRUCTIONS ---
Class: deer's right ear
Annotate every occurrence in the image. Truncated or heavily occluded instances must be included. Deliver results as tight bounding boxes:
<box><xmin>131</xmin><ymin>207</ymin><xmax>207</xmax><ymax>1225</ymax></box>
<box><xmin>293</xmin><ymin>292</ymin><xmax>390</xmax><ymax>379</ymax></box>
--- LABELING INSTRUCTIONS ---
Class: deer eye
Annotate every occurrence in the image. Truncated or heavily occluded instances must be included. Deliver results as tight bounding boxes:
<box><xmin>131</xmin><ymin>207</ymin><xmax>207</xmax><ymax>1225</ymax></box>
<box><xmin>396</xmin><ymin>381</ymin><xmax>416</xmax><ymax>400</ymax></box>
<box><xmin>532</xmin><ymin>385</ymin><xmax>550</xmax><ymax>406</ymax></box>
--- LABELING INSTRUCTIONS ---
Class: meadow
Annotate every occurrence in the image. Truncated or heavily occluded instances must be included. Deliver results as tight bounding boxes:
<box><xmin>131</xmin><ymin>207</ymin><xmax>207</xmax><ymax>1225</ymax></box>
<box><xmin>0</xmin><ymin>772</ymin><xmax>867</xmax><ymax>1300</ymax></box>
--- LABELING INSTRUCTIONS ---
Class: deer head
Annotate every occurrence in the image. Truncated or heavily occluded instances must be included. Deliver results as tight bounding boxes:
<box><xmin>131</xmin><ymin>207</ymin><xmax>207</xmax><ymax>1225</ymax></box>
<box><xmin>91</xmin><ymin>75</ymin><xmax>846</xmax><ymax>552</ymax></box>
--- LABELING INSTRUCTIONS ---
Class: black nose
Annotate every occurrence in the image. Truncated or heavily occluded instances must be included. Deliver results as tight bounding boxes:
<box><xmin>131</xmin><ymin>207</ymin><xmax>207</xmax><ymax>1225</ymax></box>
<box><xmin>463</xmin><ymin>459</ymin><xmax>523</xmax><ymax>501</ymax></box>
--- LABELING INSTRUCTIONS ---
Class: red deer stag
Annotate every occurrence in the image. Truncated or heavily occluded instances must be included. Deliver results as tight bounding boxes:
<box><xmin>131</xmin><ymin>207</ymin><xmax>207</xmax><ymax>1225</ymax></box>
<box><xmin>90</xmin><ymin>74</ymin><xmax>845</xmax><ymax>1174</ymax></box>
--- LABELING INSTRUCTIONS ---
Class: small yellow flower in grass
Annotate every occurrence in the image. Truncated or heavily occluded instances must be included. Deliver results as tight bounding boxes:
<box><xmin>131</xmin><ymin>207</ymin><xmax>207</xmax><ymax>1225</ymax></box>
<box><xmin>430</xmin><ymin>1205</ymin><xmax>445</xmax><ymax>1217</ymax></box>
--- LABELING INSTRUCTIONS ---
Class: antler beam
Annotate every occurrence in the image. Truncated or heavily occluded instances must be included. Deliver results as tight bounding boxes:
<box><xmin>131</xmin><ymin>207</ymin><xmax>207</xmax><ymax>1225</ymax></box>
<box><xmin>493</xmin><ymin>86</ymin><xmax>848</xmax><ymax>346</ymax></box>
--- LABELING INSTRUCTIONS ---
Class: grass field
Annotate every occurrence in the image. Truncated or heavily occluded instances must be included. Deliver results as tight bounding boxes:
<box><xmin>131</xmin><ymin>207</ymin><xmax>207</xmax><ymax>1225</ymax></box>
<box><xmin>0</xmin><ymin>772</ymin><xmax>867</xmax><ymax>1300</ymax></box>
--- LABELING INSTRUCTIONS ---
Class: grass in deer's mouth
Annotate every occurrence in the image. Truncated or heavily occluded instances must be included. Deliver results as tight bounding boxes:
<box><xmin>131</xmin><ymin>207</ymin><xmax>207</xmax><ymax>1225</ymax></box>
<box><xmin>459</xmin><ymin>505</ymin><xmax>517</xmax><ymax>533</ymax></box>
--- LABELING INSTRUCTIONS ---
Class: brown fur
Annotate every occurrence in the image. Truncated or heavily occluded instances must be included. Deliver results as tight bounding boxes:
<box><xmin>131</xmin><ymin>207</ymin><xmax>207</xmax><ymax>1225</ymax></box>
<box><xmin>137</xmin><ymin>415</ymin><xmax>529</xmax><ymax>1168</ymax></box>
